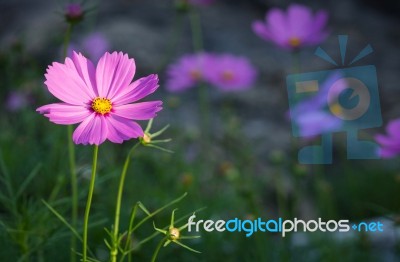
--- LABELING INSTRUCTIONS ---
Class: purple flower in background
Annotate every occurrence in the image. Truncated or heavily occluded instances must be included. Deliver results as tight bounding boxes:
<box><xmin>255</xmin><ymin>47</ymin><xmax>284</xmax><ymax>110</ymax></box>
<box><xmin>6</xmin><ymin>91</ymin><xmax>30</xmax><ymax>112</ymax></box>
<box><xmin>290</xmin><ymin>72</ymin><xmax>342</xmax><ymax>118</ymax></box>
<box><xmin>166</xmin><ymin>53</ymin><xmax>212</xmax><ymax>92</ymax></box>
<box><xmin>65</xmin><ymin>3</ymin><xmax>84</xmax><ymax>23</ymax></box>
<box><xmin>374</xmin><ymin>119</ymin><xmax>400</xmax><ymax>158</ymax></box>
<box><xmin>290</xmin><ymin>72</ymin><xmax>344</xmax><ymax>138</ymax></box>
<box><xmin>206</xmin><ymin>54</ymin><xmax>257</xmax><ymax>91</ymax></box>
<box><xmin>252</xmin><ymin>4</ymin><xmax>328</xmax><ymax>50</ymax></box>
<box><xmin>295</xmin><ymin>111</ymin><xmax>341</xmax><ymax>138</ymax></box>
<box><xmin>68</xmin><ymin>32</ymin><xmax>110</xmax><ymax>62</ymax></box>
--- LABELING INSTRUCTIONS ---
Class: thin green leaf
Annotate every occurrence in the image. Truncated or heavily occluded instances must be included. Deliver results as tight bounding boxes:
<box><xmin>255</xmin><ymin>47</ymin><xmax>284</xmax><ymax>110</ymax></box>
<box><xmin>16</xmin><ymin>164</ymin><xmax>42</xmax><ymax>199</ymax></box>
<box><xmin>0</xmin><ymin>151</ymin><xmax>14</xmax><ymax>199</ymax></box>
<box><xmin>173</xmin><ymin>240</ymin><xmax>201</xmax><ymax>253</ymax></box>
<box><xmin>145</xmin><ymin>118</ymin><xmax>154</xmax><ymax>133</ymax></box>
<box><xmin>132</xmin><ymin>192</ymin><xmax>187</xmax><ymax>231</ymax></box>
<box><xmin>138</xmin><ymin>202</ymin><xmax>151</xmax><ymax>216</ymax></box>
<box><xmin>145</xmin><ymin>144</ymin><xmax>174</xmax><ymax>154</ymax></box>
<box><xmin>151</xmin><ymin>124</ymin><xmax>170</xmax><ymax>138</ymax></box>
<box><xmin>42</xmin><ymin>200</ymin><xmax>82</xmax><ymax>242</ymax></box>
<box><xmin>150</xmin><ymin>139</ymin><xmax>172</xmax><ymax>144</ymax></box>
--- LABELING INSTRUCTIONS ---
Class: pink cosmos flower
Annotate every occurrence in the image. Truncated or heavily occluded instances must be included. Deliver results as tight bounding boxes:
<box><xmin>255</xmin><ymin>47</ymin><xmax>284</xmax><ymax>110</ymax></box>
<box><xmin>252</xmin><ymin>4</ymin><xmax>328</xmax><ymax>50</ymax></box>
<box><xmin>374</xmin><ymin>118</ymin><xmax>400</xmax><ymax>158</ymax></box>
<box><xmin>37</xmin><ymin>51</ymin><xmax>162</xmax><ymax>145</ymax></box>
<box><xmin>206</xmin><ymin>54</ymin><xmax>257</xmax><ymax>91</ymax></box>
<box><xmin>166</xmin><ymin>53</ymin><xmax>212</xmax><ymax>92</ymax></box>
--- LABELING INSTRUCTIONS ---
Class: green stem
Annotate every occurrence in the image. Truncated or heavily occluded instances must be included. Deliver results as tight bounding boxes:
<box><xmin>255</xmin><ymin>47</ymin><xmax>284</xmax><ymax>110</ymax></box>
<box><xmin>291</xmin><ymin>50</ymin><xmax>301</xmax><ymax>74</ymax></box>
<box><xmin>151</xmin><ymin>237</ymin><xmax>166</xmax><ymax>262</ymax></box>
<box><xmin>83</xmin><ymin>145</ymin><xmax>99</xmax><ymax>262</ymax></box>
<box><xmin>198</xmin><ymin>83</ymin><xmax>209</xmax><ymax>140</ymax></box>
<box><xmin>156</xmin><ymin>13</ymin><xmax>184</xmax><ymax>72</ymax></box>
<box><xmin>68</xmin><ymin>125</ymin><xmax>78</xmax><ymax>260</ymax></box>
<box><xmin>110</xmin><ymin>143</ymin><xmax>140</xmax><ymax>262</ymax></box>
<box><xmin>63</xmin><ymin>23</ymin><xmax>72</xmax><ymax>59</ymax></box>
<box><xmin>189</xmin><ymin>8</ymin><xmax>210</xmax><ymax>167</ymax></box>
<box><xmin>62</xmin><ymin>22</ymin><xmax>78</xmax><ymax>262</ymax></box>
<box><xmin>274</xmin><ymin>170</ymin><xmax>287</xmax><ymax>218</ymax></box>
<box><xmin>189</xmin><ymin>10</ymin><xmax>203</xmax><ymax>52</ymax></box>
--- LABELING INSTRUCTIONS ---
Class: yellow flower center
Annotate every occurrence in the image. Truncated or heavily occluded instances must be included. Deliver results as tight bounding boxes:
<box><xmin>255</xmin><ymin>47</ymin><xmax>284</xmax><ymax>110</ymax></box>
<box><xmin>289</xmin><ymin>37</ymin><xmax>301</xmax><ymax>48</ymax></box>
<box><xmin>91</xmin><ymin>97</ymin><xmax>112</xmax><ymax>115</ymax></box>
<box><xmin>168</xmin><ymin>227</ymin><xmax>180</xmax><ymax>241</ymax></box>
<box><xmin>222</xmin><ymin>71</ymin><xmax>234</xmax><ymax>81</ymax></box>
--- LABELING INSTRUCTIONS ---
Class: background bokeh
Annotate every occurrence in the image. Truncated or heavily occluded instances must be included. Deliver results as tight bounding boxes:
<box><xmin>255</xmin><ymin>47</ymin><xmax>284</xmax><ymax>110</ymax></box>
<box><xmin>1</xmin><ymin>0</ymin><xmax>400</xmax><ymax>261</ymax></box>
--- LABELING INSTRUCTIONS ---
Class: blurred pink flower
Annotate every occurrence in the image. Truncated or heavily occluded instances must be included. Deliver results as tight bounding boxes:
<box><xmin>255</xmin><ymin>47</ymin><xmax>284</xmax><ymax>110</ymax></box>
<box><xmin>206</xmin><ymin>54</ymin><xmax>257</xmax><ymax>91</ymax></box>
<box><xmin>6</xmin><ymin>91</ymin><xmax>31</xmax><ymax>112</ymax></box>
<box><xmin>252</xmin><ymin>4</ymin><xmax>328</xmax><ymax>50</ymax></box>
<box><xmin>295</xmin><ymin>111</ymin><xmax>341</xmax><ymax>138</ymax></box>
<box><xmin>68</xmin><ymin>32</ymin><xmax>110</xmax><ymax>62</ymax></box>
<box><xmin>374</xmin><ymin>119</ymin><xmax>400</xmax><ymax>158</ymax></box>
<box><xmin>289</xmin><ymin>72</ymin><xmax>343</xmax><ymax>138</ymax></box>
<box><xmin>37</xmin><ymin>52</ymin><xmax>162</xmax><ymax>145</ymax></box>
<box><xmin>166</xmin><ymin>53</ymin><xmax>212</xmax><ymax>92</ymax></box>
<box><xmin>166</xmin><ymin>53</ymin><xmax>257</xmax><ymax>92</ymax></box>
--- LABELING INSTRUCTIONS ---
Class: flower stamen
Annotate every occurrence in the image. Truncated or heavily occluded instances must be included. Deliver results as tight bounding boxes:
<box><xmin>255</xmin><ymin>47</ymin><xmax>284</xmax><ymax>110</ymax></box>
<box><xmin>289</xmin><ymin>37</ymin><xmax>301</xmax><ymax>48</ymax></box>
<box><xmin>221</xmin><ymin>71</ymin><xmax>234</xmax><ymax>81</ymax></box>
<box><xmin>189</xmin><ymin>70</ymin><xmax>202</xmax><ymax>80</ymax></box>
<box><xmin>92</xmin><ymin>97</ymin><xmax>112</xmax><ymax>115</ymax></box>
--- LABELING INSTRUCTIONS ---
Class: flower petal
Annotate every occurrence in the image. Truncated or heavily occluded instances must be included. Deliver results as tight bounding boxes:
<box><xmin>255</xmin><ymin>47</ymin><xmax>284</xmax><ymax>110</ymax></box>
<box><xmin>374</xmin><ymin>134</ymin><xmax>392</xmax><ymax>147</ymax></box>
<box><xmin>265</xmin><ymin>8</ymin><xmax>289</xmax><ymax>46</ymax></box>
<box><xmin>45</xmin><ymin>59</ymin><xmax>96</xmax><ymax>105</ymax></box>
<box><xmin>67</xmin><ymin>52</ymin><xmax>98</xmax><ymax>97</ymax></box>
<box><xmin>379</xmin><ymin>147</ymin><xmax>400</xmax><ymax>158</ymax></box>
<box><xmin>37</xmin><ymin>103</ymin><xmax>92</xmax><ymax>125</ymax></box>
<box><xmin>72</xmin><ymin>114</ymin><xmax>108</xmax><ymax>145</ymax></box>
<box><xmin>386</xmin><ymin>119</ymin><xmax>400</xmax><ymax>136</ymax></box>
<box><xmin>112</xmin><ymin>74</ymin><xmax>159</xmax><ymax>105</ymax></box>
<box><xmin>252</xmin><ymin>21</ymin><xmax>273</xmax><ymax>41</ymax></box>
<box><xmin>96</xmin><ymin>52</ymin><xmax>136</xmax><ymax>98</ymax></box>
<box><xmin>107</xmin><ymin>115</ymin><xmax>144</xmax><ymax>141</ymax></box>
<box><xmin>113</xmin><ymin>101</ymin><xmax>162</xmax><ymax>120</ymax></box>
<box><xmin>287</xmin><ymin>4</ymin><xmax>313</xmax><ymax>39</ymax></box>
<box><xmin>311</xmin><ymin>10</ymin><xmax>329</xmax><ymax>35</ymax></box>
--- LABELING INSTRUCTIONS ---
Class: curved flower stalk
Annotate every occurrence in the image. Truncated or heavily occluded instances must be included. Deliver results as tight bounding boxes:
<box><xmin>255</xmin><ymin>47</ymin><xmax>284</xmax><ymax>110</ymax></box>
<box><xmin>109</xmin><ymin>119</ymin><xmax>172</xmax><ymax>262</ymax></box>
<box><xmin>37</xmin><ymin>51</ymin><xmax>162</xmax><ymax>262</ymax></box>
<box><xmin>152</xmin><ymin>209</ymin><xmax>201</xmax><ymax>261</ymax></box>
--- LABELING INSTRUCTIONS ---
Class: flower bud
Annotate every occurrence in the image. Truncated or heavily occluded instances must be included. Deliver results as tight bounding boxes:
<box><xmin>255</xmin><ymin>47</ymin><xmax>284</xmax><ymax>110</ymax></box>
<box><xmin>65</xmin><ymin>3</ymin><xmax>84</xmax><ymax>24</ymax></box>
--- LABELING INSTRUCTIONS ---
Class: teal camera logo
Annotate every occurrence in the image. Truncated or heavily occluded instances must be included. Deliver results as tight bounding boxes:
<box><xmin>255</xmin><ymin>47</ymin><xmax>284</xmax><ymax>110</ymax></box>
<box><xmin>286</xmin><ymin>35</ymin><xmax>382</xmax><ymax>164</ymax></box>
